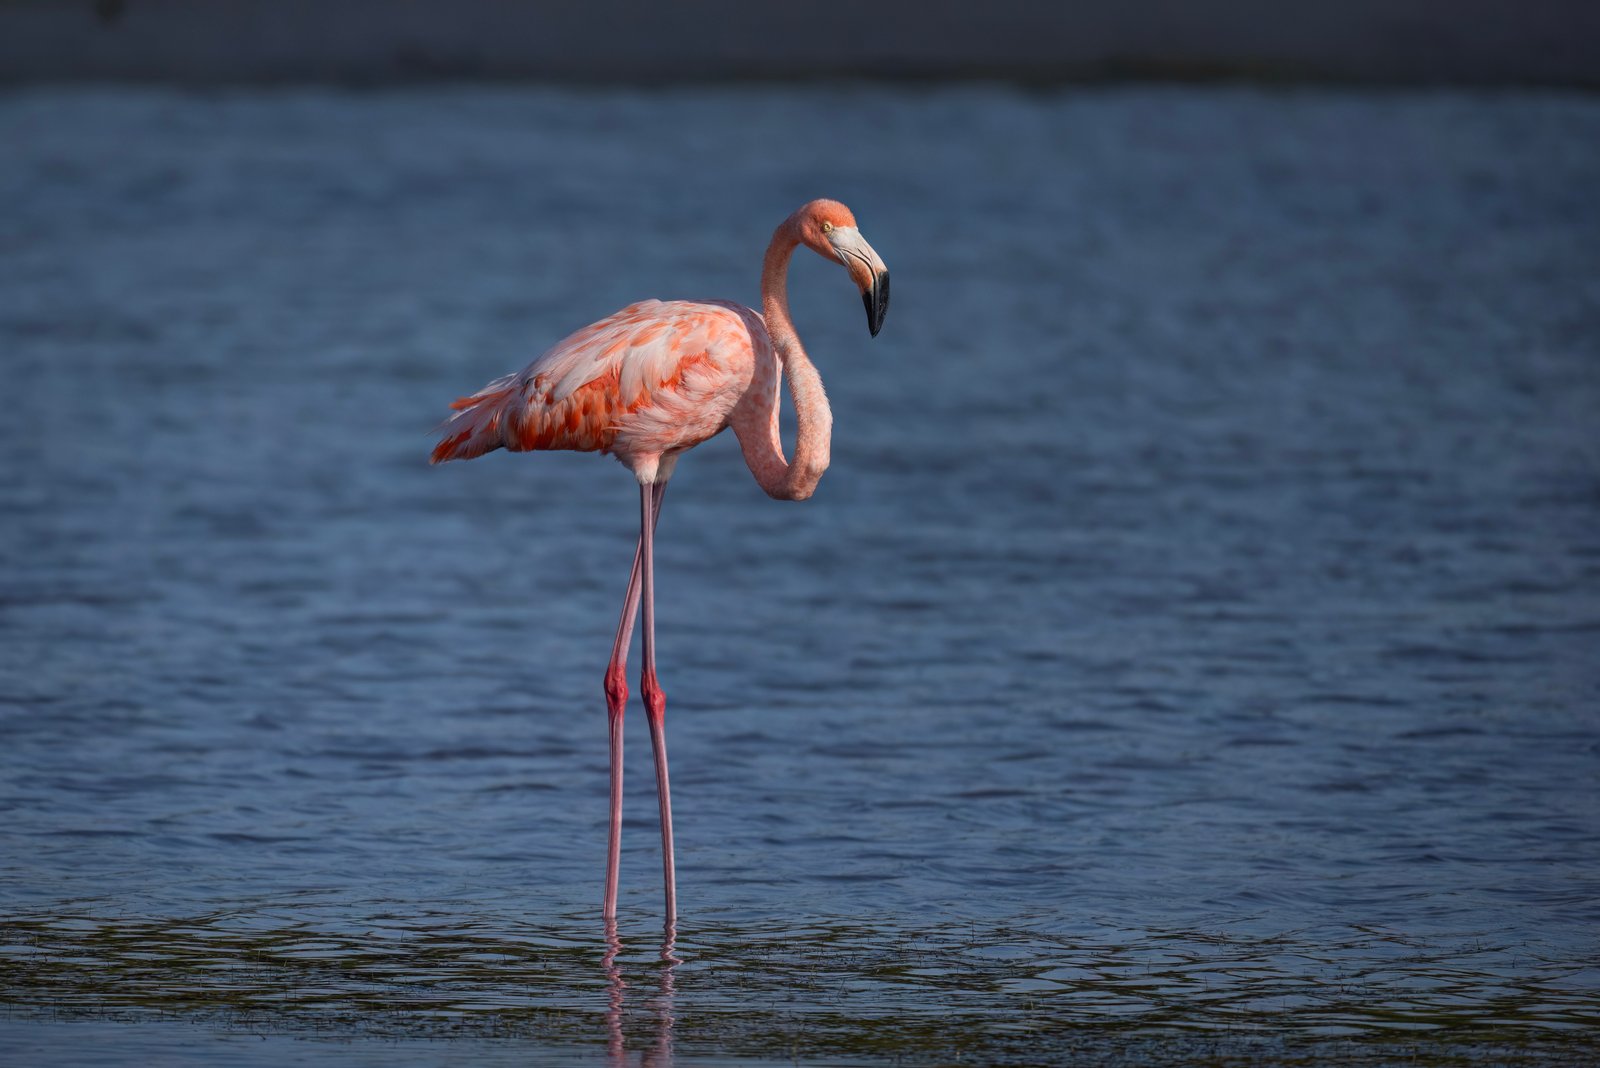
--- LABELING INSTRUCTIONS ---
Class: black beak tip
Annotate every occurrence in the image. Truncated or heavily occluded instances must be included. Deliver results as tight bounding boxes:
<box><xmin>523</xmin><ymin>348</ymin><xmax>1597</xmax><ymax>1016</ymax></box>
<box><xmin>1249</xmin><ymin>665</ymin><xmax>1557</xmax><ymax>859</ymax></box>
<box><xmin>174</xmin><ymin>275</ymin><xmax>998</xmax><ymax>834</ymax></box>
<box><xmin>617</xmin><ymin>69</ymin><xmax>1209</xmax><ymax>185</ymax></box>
<box><xmin>864</xmin><ymin>271</ymin><xmax>890</xmax><ymax>337</ymax></box>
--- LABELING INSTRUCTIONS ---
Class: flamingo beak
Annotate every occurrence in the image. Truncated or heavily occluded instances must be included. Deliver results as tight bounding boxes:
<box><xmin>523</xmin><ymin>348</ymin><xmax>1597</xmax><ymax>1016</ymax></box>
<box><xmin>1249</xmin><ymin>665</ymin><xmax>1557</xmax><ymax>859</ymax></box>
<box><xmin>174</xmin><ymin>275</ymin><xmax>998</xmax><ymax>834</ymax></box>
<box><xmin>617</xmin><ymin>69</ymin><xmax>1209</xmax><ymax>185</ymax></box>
<box><xmin>864</xmin><ymin>268</ymin><xmax>890</xmax><ymax>337</ymax></box>
<box><xmin>829</xmin><ymin>227</ymin><xmax>890</xmax><ymax>337</ymax></box>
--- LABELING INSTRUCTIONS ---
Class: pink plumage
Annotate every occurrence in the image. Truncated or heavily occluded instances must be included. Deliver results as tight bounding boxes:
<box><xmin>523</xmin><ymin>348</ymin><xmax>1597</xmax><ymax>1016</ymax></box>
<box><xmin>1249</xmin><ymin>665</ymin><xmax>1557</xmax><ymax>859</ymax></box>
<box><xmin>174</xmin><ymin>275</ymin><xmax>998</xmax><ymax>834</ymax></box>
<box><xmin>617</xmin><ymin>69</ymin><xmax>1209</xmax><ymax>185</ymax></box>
<box><xmin>431</xmin><ymin>199</ymin><xmax>890</xmax><ymax>924</ymax></box>
<box><xmin>432</xmin><ymin>299</ymin><xmax>772</xmax><ymax>480</ymax></box>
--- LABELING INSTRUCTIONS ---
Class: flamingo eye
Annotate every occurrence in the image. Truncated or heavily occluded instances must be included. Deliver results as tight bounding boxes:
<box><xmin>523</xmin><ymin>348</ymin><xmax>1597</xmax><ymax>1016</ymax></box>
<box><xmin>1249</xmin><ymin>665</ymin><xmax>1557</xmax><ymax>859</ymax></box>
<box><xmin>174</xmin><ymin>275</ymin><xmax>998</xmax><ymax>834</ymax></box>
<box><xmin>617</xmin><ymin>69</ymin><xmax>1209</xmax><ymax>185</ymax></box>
<box><xmin>819</xmin><ymin>221</ymin><xmax>834</xmax><ymax>234</ymax></box>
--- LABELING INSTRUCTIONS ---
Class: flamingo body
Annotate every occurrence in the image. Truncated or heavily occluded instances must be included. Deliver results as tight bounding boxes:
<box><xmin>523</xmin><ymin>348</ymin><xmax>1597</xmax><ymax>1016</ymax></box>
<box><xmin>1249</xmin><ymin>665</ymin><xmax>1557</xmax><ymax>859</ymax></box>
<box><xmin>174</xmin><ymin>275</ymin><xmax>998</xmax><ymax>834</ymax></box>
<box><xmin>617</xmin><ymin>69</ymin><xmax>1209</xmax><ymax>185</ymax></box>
<box><xmin>432</xmin><ymin>299</ymin><xmax>775</xmax><ymax>483</ymax></box>
<box><xmin>431</xmin><ymin>200</ymin><xmax>889</xmax><ymax>924</ymax></box>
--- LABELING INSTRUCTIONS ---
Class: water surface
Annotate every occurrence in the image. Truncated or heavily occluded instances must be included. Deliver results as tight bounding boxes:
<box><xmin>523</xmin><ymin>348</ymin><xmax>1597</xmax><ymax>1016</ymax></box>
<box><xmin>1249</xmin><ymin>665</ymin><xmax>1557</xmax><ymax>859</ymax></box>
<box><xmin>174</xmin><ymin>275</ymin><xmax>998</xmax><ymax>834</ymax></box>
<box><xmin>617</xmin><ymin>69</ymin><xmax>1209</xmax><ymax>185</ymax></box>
<box><xmin>1</xmin><ymin>85</ymin><xmax>1598</xmax><ymax>1064</ymax></box>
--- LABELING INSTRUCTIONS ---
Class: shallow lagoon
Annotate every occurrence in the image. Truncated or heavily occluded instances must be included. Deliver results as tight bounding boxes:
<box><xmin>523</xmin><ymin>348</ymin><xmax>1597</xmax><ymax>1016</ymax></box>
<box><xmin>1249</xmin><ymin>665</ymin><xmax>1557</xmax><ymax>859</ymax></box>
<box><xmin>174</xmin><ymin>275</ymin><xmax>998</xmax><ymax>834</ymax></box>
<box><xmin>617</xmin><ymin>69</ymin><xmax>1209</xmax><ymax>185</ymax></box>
<box><xmin>1</xmin><ymin>85</ymin><xmax>1597</xmax><ymax>1064</ymax></box>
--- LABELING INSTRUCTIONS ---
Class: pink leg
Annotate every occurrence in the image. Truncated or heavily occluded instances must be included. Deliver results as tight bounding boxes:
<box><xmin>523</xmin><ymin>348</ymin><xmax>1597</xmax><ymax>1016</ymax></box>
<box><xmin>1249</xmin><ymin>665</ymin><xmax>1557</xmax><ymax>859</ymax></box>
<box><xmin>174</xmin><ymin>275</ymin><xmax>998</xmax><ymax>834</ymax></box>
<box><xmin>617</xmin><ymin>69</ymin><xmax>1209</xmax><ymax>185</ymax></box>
<box><xmin>639</xmin><ymin>483</ymin><xmax>677</xmax><ymax>923</ymax></box>
<box><xmin>603</xmin><ymin>482</ymin><xmax>666</xmax><ymax>919</ymax></box>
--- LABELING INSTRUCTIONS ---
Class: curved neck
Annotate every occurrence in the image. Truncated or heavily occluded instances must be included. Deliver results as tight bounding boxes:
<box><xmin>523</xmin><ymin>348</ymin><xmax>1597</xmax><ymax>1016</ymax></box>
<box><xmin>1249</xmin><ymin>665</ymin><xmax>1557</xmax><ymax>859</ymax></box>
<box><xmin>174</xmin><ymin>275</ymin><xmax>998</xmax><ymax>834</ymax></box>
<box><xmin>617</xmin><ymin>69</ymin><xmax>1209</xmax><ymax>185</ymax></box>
<box><xmin>736</xmin><ymin>221</ymin><xmax>832</xmax><ymax>501</ymax></box>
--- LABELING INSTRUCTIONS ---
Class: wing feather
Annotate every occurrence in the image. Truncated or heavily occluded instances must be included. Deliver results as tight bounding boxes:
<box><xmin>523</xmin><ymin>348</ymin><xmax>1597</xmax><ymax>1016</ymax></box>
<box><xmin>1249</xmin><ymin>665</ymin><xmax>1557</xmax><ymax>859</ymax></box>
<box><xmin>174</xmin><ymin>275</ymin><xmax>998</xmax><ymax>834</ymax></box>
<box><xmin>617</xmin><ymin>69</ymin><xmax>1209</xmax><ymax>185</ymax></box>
<box><xmin>431</xmin><ymin>299</ymin><xmax>762</xmax><ymax>464</ymax></box>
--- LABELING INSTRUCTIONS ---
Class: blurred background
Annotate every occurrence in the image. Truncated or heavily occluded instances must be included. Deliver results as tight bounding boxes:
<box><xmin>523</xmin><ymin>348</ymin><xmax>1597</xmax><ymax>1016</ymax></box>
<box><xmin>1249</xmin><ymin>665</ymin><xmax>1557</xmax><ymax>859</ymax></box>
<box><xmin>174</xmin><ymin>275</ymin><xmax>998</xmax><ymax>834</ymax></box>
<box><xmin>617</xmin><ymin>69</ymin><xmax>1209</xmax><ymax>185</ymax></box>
<box><xmin>2</xmin><ymin>0</ymin><xmax>1599</xmax><ymax>84</ymax></box>
<box><xmin>2</xmin><ymin>3</ymin><xmax>1598</xmax><ymax>1067</ymax></box>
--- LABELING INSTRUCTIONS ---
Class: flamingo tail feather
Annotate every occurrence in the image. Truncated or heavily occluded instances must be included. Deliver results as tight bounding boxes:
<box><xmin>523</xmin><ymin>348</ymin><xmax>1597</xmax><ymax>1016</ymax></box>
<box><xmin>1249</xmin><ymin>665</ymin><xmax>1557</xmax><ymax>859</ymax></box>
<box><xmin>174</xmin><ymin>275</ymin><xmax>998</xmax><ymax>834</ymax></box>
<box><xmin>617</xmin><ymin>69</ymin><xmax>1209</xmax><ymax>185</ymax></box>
<box><xmin>430</xmin><ymin>378</ymin><xmax>516</xmax><ymax>464</ymax></box>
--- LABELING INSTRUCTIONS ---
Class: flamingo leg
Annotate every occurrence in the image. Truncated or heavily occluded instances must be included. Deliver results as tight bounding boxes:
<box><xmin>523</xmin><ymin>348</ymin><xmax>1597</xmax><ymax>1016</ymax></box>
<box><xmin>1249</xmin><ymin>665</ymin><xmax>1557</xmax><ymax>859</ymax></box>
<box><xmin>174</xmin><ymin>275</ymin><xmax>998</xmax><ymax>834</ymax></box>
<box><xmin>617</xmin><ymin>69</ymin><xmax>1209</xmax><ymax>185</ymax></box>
<box><xmin>639</xmin><ymin>482</ymin><xmax>677</xmax><ymax>923</ymax></box>
<box><xmin>603</xmin><ymin>915</ymin><xmax>626</xmax><ymax>1063</ymax></box>
<box><xmin>603</xmin><ymin>482</ymin><xmax>666</xmax><ymax>919</ymax></box>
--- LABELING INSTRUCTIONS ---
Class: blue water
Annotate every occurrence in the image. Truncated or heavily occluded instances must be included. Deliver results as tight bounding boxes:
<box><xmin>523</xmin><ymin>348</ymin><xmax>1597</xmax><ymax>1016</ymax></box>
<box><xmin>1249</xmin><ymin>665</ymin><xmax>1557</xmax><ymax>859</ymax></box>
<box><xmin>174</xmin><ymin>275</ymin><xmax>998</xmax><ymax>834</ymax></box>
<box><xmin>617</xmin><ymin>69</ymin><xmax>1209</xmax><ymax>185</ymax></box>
<box><xmin>1</xmin><ymin>85</ymin><xmax>1598</xmax><ymax>1065</ymax></box>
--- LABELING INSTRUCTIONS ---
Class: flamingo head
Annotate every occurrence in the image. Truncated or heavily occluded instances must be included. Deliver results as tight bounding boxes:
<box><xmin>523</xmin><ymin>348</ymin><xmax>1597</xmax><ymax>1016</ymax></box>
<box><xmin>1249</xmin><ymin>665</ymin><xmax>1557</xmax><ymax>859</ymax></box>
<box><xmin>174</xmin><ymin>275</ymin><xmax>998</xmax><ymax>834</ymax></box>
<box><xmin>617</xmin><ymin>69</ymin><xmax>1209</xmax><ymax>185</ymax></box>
<box><xmin>792</xmin><ymin>199</ymin><xmax>891</xmax><ymax>337</ymax></box>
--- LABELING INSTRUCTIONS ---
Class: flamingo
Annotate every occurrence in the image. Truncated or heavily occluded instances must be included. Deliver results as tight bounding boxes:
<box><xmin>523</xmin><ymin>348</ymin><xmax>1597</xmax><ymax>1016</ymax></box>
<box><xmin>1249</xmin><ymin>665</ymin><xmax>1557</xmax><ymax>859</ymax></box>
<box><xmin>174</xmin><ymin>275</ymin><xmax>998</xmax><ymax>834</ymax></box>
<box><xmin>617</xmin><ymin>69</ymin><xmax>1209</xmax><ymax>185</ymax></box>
<box><xmin>431</xmin><ymin>199</ymin><xmax>890</xmax><ymax>922</ymax></box>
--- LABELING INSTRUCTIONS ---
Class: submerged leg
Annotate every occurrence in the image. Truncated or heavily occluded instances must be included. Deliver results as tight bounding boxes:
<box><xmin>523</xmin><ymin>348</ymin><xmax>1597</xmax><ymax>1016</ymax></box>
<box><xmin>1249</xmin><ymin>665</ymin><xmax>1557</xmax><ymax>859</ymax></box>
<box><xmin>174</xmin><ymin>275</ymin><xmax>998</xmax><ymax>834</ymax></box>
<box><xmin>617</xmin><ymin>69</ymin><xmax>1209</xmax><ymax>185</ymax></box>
<box><xmin>603</xmin><ymin>916</ymin><xmax>626</xmax><ymax>1062</ymax></box>
<box><xmin>602</xmin><ymin>482</ymin><xmax>666</xmax><ymax>919</ymax></box>
<box><xmin>639</xmin><ymin>482</ymin><xmax>677</xmax><ymax>923</ymax></box>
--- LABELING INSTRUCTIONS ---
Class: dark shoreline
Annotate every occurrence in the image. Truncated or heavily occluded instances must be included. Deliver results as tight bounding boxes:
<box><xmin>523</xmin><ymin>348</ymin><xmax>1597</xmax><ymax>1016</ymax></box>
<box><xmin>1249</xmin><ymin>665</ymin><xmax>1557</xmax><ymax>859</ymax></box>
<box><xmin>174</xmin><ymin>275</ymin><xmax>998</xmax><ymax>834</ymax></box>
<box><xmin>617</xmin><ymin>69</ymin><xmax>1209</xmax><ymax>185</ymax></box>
<box><xmin>3</xmin><ymin>0</ymin><xmax>1598</xmax><ymax>87</ymax></box>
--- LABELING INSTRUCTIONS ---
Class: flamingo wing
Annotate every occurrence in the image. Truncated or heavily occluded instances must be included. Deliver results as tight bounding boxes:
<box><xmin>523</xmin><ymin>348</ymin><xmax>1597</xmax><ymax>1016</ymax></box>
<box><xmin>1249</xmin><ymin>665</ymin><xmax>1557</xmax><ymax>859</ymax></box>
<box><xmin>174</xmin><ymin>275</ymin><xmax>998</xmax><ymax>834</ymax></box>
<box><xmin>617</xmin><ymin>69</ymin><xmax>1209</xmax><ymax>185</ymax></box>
<box><xmin>431</xmin><ymin>300</ymin><xmax>760</xmax><ymax>464</ymax></box>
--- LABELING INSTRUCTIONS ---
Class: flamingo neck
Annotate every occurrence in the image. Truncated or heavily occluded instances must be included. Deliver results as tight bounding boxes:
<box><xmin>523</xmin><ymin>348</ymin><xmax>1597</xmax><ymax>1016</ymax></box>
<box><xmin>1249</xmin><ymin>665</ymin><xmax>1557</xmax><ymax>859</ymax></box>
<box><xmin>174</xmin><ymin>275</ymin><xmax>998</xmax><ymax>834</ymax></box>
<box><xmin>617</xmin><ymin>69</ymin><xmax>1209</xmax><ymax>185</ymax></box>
<box><xmin>760</xmin><ymin>225</ymin><xmax>801</xmax><ymax>349</ymax></box>
<box><xmin>738</xmin><ymin>221</ymin><xmax>832</xmax><ymax>501</ymax></box>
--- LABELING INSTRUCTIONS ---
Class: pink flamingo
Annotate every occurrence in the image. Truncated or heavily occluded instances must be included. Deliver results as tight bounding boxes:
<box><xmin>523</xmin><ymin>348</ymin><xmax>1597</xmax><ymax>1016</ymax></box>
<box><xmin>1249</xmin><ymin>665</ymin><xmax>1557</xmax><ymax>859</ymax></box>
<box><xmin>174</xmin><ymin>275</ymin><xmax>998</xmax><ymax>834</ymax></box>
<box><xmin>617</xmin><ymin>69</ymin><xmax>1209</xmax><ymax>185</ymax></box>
<box><xmin>431</xmin><ymin>199</ymin><xmax>890</xmax><ymax>921</ymax></box>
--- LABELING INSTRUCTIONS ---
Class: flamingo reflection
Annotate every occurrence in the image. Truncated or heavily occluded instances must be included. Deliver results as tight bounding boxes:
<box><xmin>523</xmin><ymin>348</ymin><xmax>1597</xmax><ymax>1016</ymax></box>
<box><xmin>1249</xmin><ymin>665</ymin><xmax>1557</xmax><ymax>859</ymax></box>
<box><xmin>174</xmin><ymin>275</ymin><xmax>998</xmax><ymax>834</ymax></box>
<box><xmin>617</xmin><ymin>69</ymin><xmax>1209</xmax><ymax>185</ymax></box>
<box><xmin>604</xmin><ymin>918</ymin><xmax>680</xmax><ymax>1066</ymax></box>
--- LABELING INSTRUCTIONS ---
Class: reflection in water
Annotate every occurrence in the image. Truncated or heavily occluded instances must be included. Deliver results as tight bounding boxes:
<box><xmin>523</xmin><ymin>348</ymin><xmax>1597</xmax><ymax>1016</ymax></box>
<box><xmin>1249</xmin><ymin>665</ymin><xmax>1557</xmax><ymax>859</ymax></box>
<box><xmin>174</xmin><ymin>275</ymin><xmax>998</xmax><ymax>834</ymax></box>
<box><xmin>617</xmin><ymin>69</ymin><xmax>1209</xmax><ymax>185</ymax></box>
<box><xmin>652</xmin><ymin>922</ymin><xmax>679</xmax><ymax>1068</ymax></box>
<box><xmin>604</xmin><ymin>917</ymin><xmax>626</xmax><ymax>1064</ymax></box>
<box><xmin>1</xmin><ymin>907</ymin><xmax>1595</xmax><ymax>1064</ymax></box>
<box><xmin>605</xmin><ymin>918</ymin><xmax>679</xmax><ymax>1067</ymax></box>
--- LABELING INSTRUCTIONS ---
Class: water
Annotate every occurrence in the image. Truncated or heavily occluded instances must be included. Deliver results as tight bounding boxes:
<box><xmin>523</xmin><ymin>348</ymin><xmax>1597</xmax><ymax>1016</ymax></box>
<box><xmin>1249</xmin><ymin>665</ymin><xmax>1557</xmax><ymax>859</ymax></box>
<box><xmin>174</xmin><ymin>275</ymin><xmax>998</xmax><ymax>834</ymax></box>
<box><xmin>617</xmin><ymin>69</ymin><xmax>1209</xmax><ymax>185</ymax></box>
<box><xmin>1</xmin><ymin>85</ymin><xmax>1598</xmax><ymax>1065</ymax></box>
